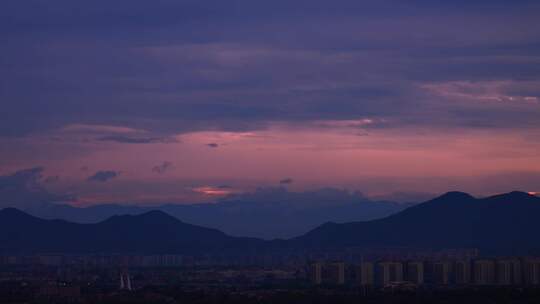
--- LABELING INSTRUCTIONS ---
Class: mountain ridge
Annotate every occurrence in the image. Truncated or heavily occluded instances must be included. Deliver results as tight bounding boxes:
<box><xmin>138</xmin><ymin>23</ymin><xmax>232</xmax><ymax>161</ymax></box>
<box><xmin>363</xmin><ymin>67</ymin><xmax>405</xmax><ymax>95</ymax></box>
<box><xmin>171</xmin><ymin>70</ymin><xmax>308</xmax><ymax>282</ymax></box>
<box><xmin>1</xmin><ymin>191</ymin><xmax>539</xmax><ymax>255</ymax></box>
<box><xmin>294</xmin><ymin>191</ymin><xmax>540</xmax><ymax>254</ymax></box>
<box><xmin>0</xmin><ymin>207</ymin><xmax>262</xmax><ymax>254</ymax></box>
<box><xmin>18</xmin><ymin>188</ymin><xmax>411</xmax><ymax>239</ymax></box>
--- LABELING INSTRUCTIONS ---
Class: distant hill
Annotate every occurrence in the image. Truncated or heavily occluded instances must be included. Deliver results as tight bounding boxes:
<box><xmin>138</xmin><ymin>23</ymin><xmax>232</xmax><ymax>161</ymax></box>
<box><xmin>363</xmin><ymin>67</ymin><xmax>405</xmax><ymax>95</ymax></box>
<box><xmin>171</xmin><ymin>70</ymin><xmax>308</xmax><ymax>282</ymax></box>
<box><xmin>0</xmin><ymin>168</ymin><xmax>415</xmax><ymax>239</ymax></box>
<box><xmin>22</xmin><ymin>188</ymin><xmax>411</xmax><ymax>239</ymax></box>
<box><xmin>294</xmin><ymin>191</ymin><xmax>540</xmax><ymax>254</ymax></box>
<box><xmin>0</xmin><ymin>208</ymin><xmax>262</xmax><ymax>254</ymax></box>
<box><xmin>2</xmin><ymin>191</ymin><xmax>539</xmax><ymax>255</ymax></box>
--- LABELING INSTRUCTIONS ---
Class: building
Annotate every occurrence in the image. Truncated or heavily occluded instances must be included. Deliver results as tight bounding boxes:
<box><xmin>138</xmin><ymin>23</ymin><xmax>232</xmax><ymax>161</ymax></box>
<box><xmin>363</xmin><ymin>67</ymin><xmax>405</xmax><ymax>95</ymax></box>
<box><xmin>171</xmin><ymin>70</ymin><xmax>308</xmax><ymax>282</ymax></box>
<box><xmin>431</xmin><ymin>261</ymin><xmax>452</xmax><ymax>285</ymax></box>
<box><xmin>326</xmin><ymin>262</ymin><xmax>345</xmax><ymax>285</ymax></box>
<box><xmin>309</xmin><ymin>262</ymin><xmax>323</xmax><ymax>285</ymax></box>
<box><xmin>454</xmin><ymin>260</ymin><xmax>471</xmax><ymax>285</ymax></box>
<box><xmin>407</xmin><ymin>261</ymin><xmax>424</xmax><ymax>285</ymax></box>
<box><xmin>38</xmin><ymin>285</ymin><xmax>81</xmax><ymax>299</ymax></box>
<box><xmin>474</xmin><ymin>259</ymin><xmax>496</xmax><ymax>285</ymax></box>
<box><xmin>142</xmin><ymin>255</ymin><xmax>183</xmax><ymax>267</ymax></box>
<box><xmin>355</xmin><ymin>262</ymin><xmax>375</xmax><ymax>286</ymax></box>
<box><xmin>305</xmin><ymin>256</ymin><xmax>540</xmax><ymax>287</ymax></box>
<box><xmin>523</xmin><ymin>258</ymin><xmax>540</xmax><ymax>285</ymax></box>
<box><xmin>377</xmin><ymin>262</ymin><xmax>404</xmax><ymax>286</ymax></box>
<box><xmin>496</xmin><ymin>259</ymin><xmax>522</xmax><ymax>285</ymax></box>
<box><xmin>37</xmin><ymin>255</ymin><xmax>64</xmax><ymax>266</ymax></box>
<box><xmin>119</xmin><ymin>270</ymin><xmax>133</xmax><ymax>291</ymax></box>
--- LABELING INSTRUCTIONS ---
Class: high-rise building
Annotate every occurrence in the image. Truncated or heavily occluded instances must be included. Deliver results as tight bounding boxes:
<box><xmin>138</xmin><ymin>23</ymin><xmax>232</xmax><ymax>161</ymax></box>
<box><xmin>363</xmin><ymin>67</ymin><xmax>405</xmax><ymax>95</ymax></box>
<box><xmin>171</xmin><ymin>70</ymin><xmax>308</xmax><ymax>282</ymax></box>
<box><xmin>119</xmin><ymin>270</ymin><xmax>133</xmax><ymax>291</ymax></box>
<box><xmin>431</xmin><ymin>261</ymin><xmax>452</xmax><ymax>285</ymax></box>
<box><xmin>377</xmin><ymin>262</ymin><xmax>404</xmax><ymax>286</ymax></box>
<box><xmin>407</xmin><ymin>261</ymin><xmax>424</xmax><ymax>285</ymax></box>
<box><xmin>454</xmin><ymin>260</ymin><xmax>471</xmax><ymax>285</ymax></box>
<box><xmin>496</xmin><ymin>259</ymin><xmax>522</xmax><ymax>285</ymax></box>
<box><xmin>309</xmin><ymin>262</ymin><xmax>323</xmax><ymax>285</ymax></box>
<box><xmin>474</xmin><ymin>259</ymin><xmax>496</xmax><ymax>285</ymax></box>
<box><xmin>523</xmin><ymin>258</ymin><xmax>540</xmax><ymax>285</ymax></box>
<box><xmin>326</xmin><ymin>262</ymin><xmax>346</xmax><ymax>285</ymax></box>
<box><xmin>356</xmin><ymin>262</ymin><xmax>375</xmax><ymax>286</ymax></box>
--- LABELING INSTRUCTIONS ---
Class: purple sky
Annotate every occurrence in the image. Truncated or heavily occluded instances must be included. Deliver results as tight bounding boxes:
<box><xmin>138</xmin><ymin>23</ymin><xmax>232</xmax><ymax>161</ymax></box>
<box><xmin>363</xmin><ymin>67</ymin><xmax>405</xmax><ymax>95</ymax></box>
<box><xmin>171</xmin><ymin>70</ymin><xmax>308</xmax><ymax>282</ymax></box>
<box><xmin>1</xmin><ymin>1</ymin><xmax>540</xmax><ymax>204</ymax></box>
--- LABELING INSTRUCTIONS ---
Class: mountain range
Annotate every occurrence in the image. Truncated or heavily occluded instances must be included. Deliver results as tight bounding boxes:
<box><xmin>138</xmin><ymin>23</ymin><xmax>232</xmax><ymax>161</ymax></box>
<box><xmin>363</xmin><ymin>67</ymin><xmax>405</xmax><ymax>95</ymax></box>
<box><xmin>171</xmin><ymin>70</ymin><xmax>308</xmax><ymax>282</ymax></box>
<box><xmin>0</xmin><ymin>168</ymin><xmax>412</xmax><ymax>239</ymax></box>
<box><xmin>0</xmin><ymin>208</ymin><xmax>262</xmax><ymax>254</ymax></box>
<box><xmin>1</xmin><ymin>191</ymin><xmax>539</xmax><ymax>255</ymax></box>
<box><xmin>20</xmin><ymin>188</ymin><xmax>411</xmax><ymax>239</ymax></box>
<box><xmin>294</xmin><ymin>191</ymin><xmax>540</xmax><ymax>254</ymax></box>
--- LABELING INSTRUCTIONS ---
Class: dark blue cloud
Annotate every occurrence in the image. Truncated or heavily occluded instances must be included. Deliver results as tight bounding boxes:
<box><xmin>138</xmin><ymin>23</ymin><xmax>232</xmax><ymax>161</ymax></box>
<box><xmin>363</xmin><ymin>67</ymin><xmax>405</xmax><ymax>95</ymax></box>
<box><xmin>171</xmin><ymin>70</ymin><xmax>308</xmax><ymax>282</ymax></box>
<box><xmin>0</xmin><ymin>167</ymin><xmax>72</xmax><ymax>208</ymax></box>
<box><xmin>279</xmin><ymin>178</ymin><xmax>293</xmax><ymax>185</ymax></box>
<box><xmin>152</xmin><ymin>162</ymin><xmax>173</xmax><ymax>174</ymax></box>
<box><xmin>87</xmin><ymin>171</ymin><xmax>119</xmax><ymax>182</ymax></box>
<box><xmin>97</xmin><ymin>135</ymin><xmax>178</xmax><ymax>144</ymax></box>
<box><xmin>1</xmin><ymin>0</ymin><xmax>539</xmax><ymax>136</ymax></box>
<box><xmin>43</xmin><ymin>175</ymin><xmax>60</xmax><ymax>184</ymax></box>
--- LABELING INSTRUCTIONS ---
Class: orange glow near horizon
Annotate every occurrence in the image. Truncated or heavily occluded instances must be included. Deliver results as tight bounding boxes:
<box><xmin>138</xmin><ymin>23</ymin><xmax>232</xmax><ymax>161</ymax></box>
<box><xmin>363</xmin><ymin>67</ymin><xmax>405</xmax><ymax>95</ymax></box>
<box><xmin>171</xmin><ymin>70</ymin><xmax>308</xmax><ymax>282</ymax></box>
<box><xmin>192</xmin><ymin>186</ymin><xmax>235</xmax><ymax>197</ymax></box>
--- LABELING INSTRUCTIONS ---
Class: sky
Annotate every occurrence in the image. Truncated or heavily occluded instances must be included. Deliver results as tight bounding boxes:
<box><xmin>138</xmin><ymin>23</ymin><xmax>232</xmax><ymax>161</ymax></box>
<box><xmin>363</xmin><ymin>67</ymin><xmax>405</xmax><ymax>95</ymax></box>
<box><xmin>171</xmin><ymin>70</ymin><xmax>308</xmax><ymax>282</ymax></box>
<box><xmin>1</xmin><ymin>0</ymin><xmax>540</xmax><ymax>205</ymax></box>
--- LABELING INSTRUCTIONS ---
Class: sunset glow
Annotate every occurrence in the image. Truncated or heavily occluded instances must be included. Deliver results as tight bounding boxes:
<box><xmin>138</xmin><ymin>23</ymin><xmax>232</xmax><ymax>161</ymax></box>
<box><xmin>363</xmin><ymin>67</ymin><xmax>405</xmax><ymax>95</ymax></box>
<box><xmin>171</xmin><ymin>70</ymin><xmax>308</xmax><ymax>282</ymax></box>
<box><xmin>1</xmin><ymin>0</ymin><xmax>539</xmax><ymax>205</ymax></box>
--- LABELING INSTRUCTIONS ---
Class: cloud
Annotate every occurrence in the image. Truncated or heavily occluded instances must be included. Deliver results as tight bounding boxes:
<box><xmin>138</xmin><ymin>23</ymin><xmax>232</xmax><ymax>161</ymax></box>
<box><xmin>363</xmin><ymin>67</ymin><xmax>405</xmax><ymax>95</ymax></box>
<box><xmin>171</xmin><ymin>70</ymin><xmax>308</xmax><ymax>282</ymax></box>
<box><xmin>87</xmin><ymin>171</ymin><xmax>119</xmax><ymax>182</ymax></box>
<box><xmin>0</xmin><ymin>167</ymin><xmax>44</xmax><ymax>191</ymax></box>
<box><xmin>192</xmin><ymin>185</ymin><xmax>235</xmax><ymax>196</ymax></box>
<box><xmin>421</xmin><ymin>81</ymin><xmax>540</xmax><ymax>104</ymax></box>
<box><xmin>222</xmin><ymin>187</ymin><xmax>369</xmax><ymax>206</ymax></box>
<box><xmin>97</xmin><ymin>135</ymin><xmax>179</xmax><ymax>144</ymax></box>
<box><xmin>371</xmin><ymin>191</ymin><xmax>438</xmax><ymax>203</ymax></box>
<box><xmin>62</xmin><ymin>124</ymin><xmax>143</xmax><ymax>135</ymax></box>
<box><xmin>279</xmin><ymin>178</ymin><xmax>293</xmax><ymax>185</ymax></box>
<box><xmin>0</xmin><ymin>167</ymin><xmax>72</xmax><ymax>208</ymax></box>
<box><xmin>43</xmin><ymin>175</ymin><xmax>60</xmax><ymax>184</ymax></box>
<box><xmin>1</xmin><ymin>1</ymin><xmax>539</xmax><ymax>137</ymax></box>
<box><xmin>152</xmin><ymin>161</ymin><xmax>173</xmax><ymax>174</ymax></box>
<box><xmin>1</xmin><ymin>0</ymin><xmax>540</xmax><ymax>202</ymax></box>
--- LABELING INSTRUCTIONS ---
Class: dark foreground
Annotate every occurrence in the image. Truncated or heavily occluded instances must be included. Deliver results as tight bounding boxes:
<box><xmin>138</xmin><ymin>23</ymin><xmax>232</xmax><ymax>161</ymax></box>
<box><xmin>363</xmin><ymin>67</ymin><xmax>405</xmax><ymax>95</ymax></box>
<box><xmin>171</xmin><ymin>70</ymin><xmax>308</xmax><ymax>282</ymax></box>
<box><xmin>2</xmin><ymin>284</ymin><xmax>540</xmax><ymax>304</ymax></box>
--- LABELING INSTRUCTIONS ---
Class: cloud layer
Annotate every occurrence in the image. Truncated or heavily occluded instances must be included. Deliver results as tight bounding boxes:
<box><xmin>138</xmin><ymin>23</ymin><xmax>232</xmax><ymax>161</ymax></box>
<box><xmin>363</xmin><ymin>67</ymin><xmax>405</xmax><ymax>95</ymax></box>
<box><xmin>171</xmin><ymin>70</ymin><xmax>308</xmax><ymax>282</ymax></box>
<box><xmin>1</xmin><ymin>1</ymin><xmax>540</xmax><ymax>203</ymax></box>
<box><xmin>0</xmin><ymin>168</ymin><xmax>72</xmax><ymax>208</ymax></box>
<box><xmin>1</xmin><ymin>1</ymin><xmax>539</xmax><ymax>137</ymax></box>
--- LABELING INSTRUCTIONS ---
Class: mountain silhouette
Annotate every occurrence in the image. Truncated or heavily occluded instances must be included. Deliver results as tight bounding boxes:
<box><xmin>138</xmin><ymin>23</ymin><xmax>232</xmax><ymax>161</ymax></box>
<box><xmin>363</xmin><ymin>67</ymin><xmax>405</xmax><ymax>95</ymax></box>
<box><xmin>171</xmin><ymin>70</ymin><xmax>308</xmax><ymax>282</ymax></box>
<box><xmin>294</xmin><ymin>191</ymin><xmax>540</xmax><ymax>254</ymax></box>
<box><xmin>22</xmin><ymin>188</ymin><xmax>410</xmax><ymax>239</ymax></box>
<box><xmin>0</xmin><ymin>208</ymin><xmax>262</xmax><ymax>254</ymax></box>
<box><xmin>1</xmin><ymin>191</ymin><xmax>539</xmax><ymax>255</ymax></box>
